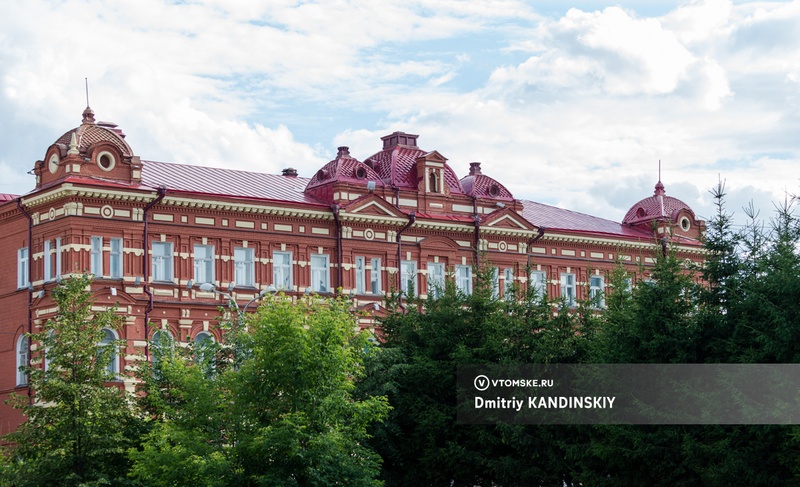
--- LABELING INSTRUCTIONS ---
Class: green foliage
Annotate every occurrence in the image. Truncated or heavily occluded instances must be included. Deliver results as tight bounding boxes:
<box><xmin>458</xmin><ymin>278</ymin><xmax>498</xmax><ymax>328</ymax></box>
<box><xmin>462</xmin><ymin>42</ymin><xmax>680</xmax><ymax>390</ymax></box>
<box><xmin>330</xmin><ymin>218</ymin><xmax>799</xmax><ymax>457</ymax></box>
<box><xmin>1</xmin><ymin>274</ymin><xmax>141</xmax><ymax>486</ymax></box>
<box><xmin>129</xmin><ymin>293</ymin><xmax>390</xmax><ymax>486</ymax></box>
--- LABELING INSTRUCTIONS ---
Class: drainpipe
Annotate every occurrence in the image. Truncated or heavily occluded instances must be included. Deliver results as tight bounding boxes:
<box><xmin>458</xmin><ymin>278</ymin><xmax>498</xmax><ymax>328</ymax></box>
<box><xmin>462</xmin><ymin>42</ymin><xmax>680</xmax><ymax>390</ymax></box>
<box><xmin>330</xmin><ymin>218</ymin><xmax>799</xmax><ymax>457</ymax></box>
<box><xmin>16</xmin><ymin>198</ymin><xmax>33</xmax><ymax>404</ymax></box>
<box><xmin>331</xmin><ymin>204</ymin><xmax>342</xmax><ymax>295</ymax></box>
<box><xmin>396</xmin><ymin>212</ymin><xmax>416</xmax><ymax>313</ymax></box>
<box><xmin>525</xmin><ymin>227</ymin><xmax>546</xmax><ymax>267</ymax></box>
<box><xmin>473</xmin><ymin>196</ymin><xmax>481</xmax><ymax>267</ymax></box>
<box><xmin>142</xmin><ymin>186</ymin><xmax>166</xmax><ymax>359</ymax></box>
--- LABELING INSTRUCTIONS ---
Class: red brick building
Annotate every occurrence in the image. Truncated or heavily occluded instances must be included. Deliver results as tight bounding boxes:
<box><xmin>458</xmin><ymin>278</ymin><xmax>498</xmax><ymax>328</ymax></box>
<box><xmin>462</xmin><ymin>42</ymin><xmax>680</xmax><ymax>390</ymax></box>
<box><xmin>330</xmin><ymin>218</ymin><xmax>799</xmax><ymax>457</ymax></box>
<box><xmin>0</xmin><ymin>106</ymin><xmax>706</xmax><ymax>431</ymax></box>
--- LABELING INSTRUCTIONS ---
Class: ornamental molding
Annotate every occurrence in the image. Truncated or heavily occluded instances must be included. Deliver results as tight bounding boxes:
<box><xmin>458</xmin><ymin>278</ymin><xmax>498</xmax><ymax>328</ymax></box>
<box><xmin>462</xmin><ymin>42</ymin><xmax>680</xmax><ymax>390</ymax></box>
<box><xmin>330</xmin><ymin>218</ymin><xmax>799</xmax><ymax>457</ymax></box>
<box><xmin>541</xmin><ymin>232</ymin><xmax>705</xmax><ymax>255</ymax></box>
<box><xmin>161</xmin><ymin>196</ymin><xmax>333</xmax><ymax>221</ymax></box>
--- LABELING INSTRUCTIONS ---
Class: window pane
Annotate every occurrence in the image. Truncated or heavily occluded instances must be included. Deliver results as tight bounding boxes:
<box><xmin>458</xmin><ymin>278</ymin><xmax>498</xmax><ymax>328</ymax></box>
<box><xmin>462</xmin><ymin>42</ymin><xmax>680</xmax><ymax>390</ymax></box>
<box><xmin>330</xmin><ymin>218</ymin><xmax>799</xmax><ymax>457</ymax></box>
<box><xmin>355</xmin><ymin>257</ymin><xmax>365</xmax><ymax>294</ymax></box>
<box><xmin>401</xmin><ymin>261</ymin><xmax>417</xmax><ymax>297</ymax></box>
<box><xmin>109</xmin><ymin>238</ymin><xmax>123</xmax><ymax>279</ymax></box>
<box><xmin>310</xmin><ymin>254</ymin><xmax>329</xmax><ymax>293</ymax></box>
<box><xmin>194</xmin><ymin>245</ymin><xmax>214</xmax><ymax>284</ymax></box>
<box><xmin>504</xmin><ymin>268</ymin><xmax>514</xmax><ymax>300</ymax></box>
<box><xmin>18</xmin><ymin>248</ymin><xmax>29</xmax><ymax>289</ymax></box>
<box><xmin>91</xmin><ymin>236</ymin><xmax>103</xmax><ymax>276</ymax></box>
<box><xmin>427</xmin><ymin>263</ymin><xmax>445</xmax><ymax>298</ymax></box>
<box><xmin>234</xmin><ymin>247</ymin><xmax>254</xmax><ymax>287</ymax></box>
<box><xmin>370</xmin><ymin>258</ymin><xmax>381</xmax><ymax>295</ymax></box>
<box><xmin>17</xmin><ymin>335</ymin><xmax>28</xmax><ymax>386</ymax></box>
<box><xmin>43</xmin><ymin>240</ymin><xmax>52</xmax><ymax>282</ymax></box>
<box><xmin>273</xmin><ymin>252</ymin><xmax>292</xmax><ymax>290</ymax></box>
<box><xmin>152</xmin><ymin>242</ymin><xmax>173</xmax><ymax>281</ymax></box>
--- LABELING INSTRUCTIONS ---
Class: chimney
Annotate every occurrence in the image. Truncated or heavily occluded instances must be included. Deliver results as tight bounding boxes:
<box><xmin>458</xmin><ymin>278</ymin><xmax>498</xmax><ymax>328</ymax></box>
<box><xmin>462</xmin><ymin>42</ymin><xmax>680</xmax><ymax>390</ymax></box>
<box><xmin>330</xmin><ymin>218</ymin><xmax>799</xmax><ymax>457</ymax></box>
<box><xmin>282</xmin><ymin>167</ymin><xmax>298</xmax><ymax>177</ymax></box>
<box><xmin>337</xmin><ymin>146</ymin><xmax>350</xmax><ymax>158</ymax></box>
<box><xmin>469</xmin><ymin>162</ymin><xmax>482</xmax><ymax>176</ymax></box>
<box><xmin>381</xmin><ymin>131</ymin><xmax>419</xmax><ymax>150</ymax></box>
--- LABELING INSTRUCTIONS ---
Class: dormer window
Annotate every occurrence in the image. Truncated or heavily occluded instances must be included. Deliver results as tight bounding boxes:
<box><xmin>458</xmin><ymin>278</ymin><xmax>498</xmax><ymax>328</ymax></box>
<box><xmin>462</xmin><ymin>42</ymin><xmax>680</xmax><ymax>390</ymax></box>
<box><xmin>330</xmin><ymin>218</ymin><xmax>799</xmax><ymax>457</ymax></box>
<box><xmin>429</xmin><ymin>170</ymin><xmax>439</xmax><ymax>193</ymax></box>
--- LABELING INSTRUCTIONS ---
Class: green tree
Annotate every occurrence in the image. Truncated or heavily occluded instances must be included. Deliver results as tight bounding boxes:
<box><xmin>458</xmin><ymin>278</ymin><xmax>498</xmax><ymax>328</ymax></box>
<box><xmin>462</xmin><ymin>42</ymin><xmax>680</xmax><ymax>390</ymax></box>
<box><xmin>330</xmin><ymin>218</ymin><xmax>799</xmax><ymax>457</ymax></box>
<box><xmin>2</xmin><ymin>274</ymin><xmax>141</xmax><ymax>486</ymax></box>
<box><xmin>129</xmin><ymin>293</ymin><xmax>390</xmax><ymax>486</ymax></box>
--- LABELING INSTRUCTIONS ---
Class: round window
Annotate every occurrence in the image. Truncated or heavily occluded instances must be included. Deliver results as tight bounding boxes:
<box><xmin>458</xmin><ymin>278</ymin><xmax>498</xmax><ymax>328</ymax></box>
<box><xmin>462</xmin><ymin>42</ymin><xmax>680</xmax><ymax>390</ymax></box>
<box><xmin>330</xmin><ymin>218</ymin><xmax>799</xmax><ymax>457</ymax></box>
<box><xmin>354</xmin><ymin>167</ymin><xmax>367</xmax><ymax>180</ymax></box>
<box><xmin>48</xmin><ymin>153</ymin><xmax>60</xmax><ymax>174</ymax></box>
<box><xmin>96</xmin><ymin>151</ymin><xmax>116</xmax><ymax>171</ymax></box>
<box><xmin>489</xmin><ymin>184</ymin><xmax>500</xmax><ymax>197</ymax></box>
<box><xmin>680</xmin><ymin>217</ymin><xmax>691</xmax><ymax>231</ymax></box>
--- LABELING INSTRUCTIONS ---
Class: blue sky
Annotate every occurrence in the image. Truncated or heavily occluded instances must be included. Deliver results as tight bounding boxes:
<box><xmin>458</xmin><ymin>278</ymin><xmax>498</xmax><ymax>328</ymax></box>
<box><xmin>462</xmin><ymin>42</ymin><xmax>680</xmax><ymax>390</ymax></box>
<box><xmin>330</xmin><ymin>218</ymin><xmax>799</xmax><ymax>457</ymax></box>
<box><xmin>1</xmin><ymin>0</ymin><xmax>799</xmax><ymax>228</ymax></box>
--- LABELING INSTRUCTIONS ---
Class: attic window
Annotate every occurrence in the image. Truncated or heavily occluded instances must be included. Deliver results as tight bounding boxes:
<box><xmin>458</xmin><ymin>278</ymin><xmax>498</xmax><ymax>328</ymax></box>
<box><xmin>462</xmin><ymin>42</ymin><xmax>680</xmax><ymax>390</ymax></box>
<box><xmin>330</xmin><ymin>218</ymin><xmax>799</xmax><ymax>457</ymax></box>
<box><xmin>680</xmin><ymin>216</ymin><xmax>691</xmax><ymax>231</ymax></box>
<box><xmin>488</xmin><ymin>184</ymin><xmax>500</xmax><ymax>197</ymax></box>
<box><xmin>636</xmin><ymin>207</ymin><xmax>646</xmax><ymax>218</ymax></box>
<box><xmin>429</xmin><ymin>171</ymin><xmax>439</xmax><ymax>193</ymax></box>
<box><xmin>96</xmin><ymin>151</ymin><xmax>116</xmax><ymax>172</ymax></box>
<box><xmin>354</xmin><ymin>167</ymin><xmax>367</xmax><ymax>180</ymax></box>
<box><xmin>316</xmin><ymin>169</ymin><xmax>328</xmax><ymax>181</ymax></box>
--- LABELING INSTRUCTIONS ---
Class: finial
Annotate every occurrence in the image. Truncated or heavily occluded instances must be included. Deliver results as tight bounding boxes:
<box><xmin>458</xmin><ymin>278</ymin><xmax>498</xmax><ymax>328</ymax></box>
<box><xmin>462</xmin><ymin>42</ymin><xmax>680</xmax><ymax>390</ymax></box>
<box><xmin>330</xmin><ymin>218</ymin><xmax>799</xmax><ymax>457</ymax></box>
<box><xmin>67</xmin><ymin>132</ymin><xmax>79</xmax><ymax>155</ymax></box>
<box><xmin>658</xmin><ymin>159</ymin><xmax>661</xmax><ymax>182</ymax></box>
<box><xmin>81</xmin><ymin>78</ymin><xmax>95</xmax><ymax>124</ymax></box>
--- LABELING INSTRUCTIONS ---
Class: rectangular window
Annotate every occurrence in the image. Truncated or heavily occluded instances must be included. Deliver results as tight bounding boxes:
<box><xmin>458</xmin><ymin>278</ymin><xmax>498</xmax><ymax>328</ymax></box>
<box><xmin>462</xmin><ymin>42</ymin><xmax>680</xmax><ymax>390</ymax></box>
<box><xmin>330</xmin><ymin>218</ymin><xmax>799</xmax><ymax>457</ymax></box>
<box><xmin>17</xmin><ymin>248</ymin><xmax>29</xmax><ymax>289</ymax></box>
<box><xmin>234</xmin><ymin>247</ymin><xmax>255</xmax><ymax>287</ymax></box>
<box><xmin>504</xmin><ymin>268</ymin><xmax>514</xmax><ymax>300</ymax></box>
<box><xmin>355</xmin><ymin>257</ymin><xmax>365</xmax><ymax>294</ymax></box>
<box><xmin>310</xmin><ymin>254</ymin><xmax>330</xmax><ymax>293</ymax></box>
<box><xmin>491</xmin><ymin>268</ymin><xmax>500</xmax><ymax>299</ymax></box>
<box><xmin>427</xmin><ymin>262</ymin><xmax>445</xmax><ymax>298</ymax></box>
<box><xmin>151</xmin><ymin>242</ymin><xmax>173</xmax><ymax>282</ymax></box>
<box><xmin>590</xmin><ymin>275</ymin><xmax>605</xmax><ymax>308</ymax></box>
<box><xmin>273</xmin><ymin>251</ymin><xmax>292</xmax><ymax>290</ymax></box>
<box><xmin>194</xmin><ymin>244</ymin><xmax>215</xmax><ymax>284</ymax></box>
<box><xmin>43</xmin><ymin>240</ymin><xmax>52</xmax><ymax>282</ymax></box>
<box><xmin>55</xmin><ymin>238</ymin><xmax>61</xmax><ymax>280</ymax></box>
<box><xmin>401</xmin><ymin>261</ymin><xmax>417</xmax><ymax>297</ymax></box>
<box><xmin>530</xmin><ymin>271</ymin><xmax>547</xmax><ymax>299</ymax></box>
<box><xmin>109</xmin><ymin>238</ymin><xmax>123</xmax><ymax>279</ymax></box>
<box><xmin>90</xmin><ymin>236</ymin><xmax>103</xmax><ymax>276</ymax></box>
<box><xmin>455</xmin><ymin>265</ymin><xmax>472</xmax><ymax>295</ymax></box>
<box><xmin>560</xmin><ymin>273</ymin><xmax>576</xmax><ymax>307</ymax></box>
<box><xmin>370</xmin><ymin>258</ymin><xmax>381</xmax><ymax>295</ymax></box>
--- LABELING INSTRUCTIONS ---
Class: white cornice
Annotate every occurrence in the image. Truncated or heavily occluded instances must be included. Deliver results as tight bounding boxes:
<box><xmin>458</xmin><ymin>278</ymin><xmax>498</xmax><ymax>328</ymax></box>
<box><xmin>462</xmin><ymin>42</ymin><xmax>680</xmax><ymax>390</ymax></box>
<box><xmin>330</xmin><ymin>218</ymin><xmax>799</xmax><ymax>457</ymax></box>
<box><xmin>541</xmin><ymin>232</ymin><xmax>705</xmax><ymax>255</ymax></box>
<box><xmin>162</xmin><ymin>196</ymin><xmax>333</xmax><ymax>220</ymax></box>
<box><xmin>22</xmin><ymin>183</ymin><xmax>156</xmax><ymax>208</ymax></box>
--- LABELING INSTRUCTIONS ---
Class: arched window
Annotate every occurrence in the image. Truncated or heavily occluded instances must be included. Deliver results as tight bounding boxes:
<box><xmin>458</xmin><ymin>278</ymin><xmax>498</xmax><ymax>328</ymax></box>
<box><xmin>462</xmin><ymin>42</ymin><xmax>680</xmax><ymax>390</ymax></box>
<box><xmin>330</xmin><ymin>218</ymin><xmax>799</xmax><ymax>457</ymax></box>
<box><xmin>16</xmin><ymin>335</ymin><xmax>29</xmax><ymax>386</ymax></box>
<box><xmin>99</xmin><ymin>328</ymin><xmax>119</xmax><ymax>376</ymax></box>
<box><xmin>429</xmin><ymin>171</ymin><xmax>439</xmax><ymax>193</ymax></box>
<box><xmin>194</xmin><ymin>331</ymin><xmax>216</xmax><ymax>375</ymax></box>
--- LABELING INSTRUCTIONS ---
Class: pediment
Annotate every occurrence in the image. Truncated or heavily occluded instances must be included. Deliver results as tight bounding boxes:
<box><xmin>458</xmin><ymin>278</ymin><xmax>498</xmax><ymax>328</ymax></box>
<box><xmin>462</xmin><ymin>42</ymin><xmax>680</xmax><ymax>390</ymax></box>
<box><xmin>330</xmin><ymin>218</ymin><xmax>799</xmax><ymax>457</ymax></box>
<box><xmin>481</xmin><ymin>208</ymin><xmax>538</xmax><ymax>232</ymax></box>
<box><xmin>342</xmin><ymin>194</ymin><xmax>407</xmax><ymax>219</ymax></box>
<box><xmin>418</xmin><ymin>235</ymin><xmax>460</xmax><ymax>251</ymax></box>
<box><xmin>417</xmin><ymin>150</ymin><xmax>448</xmax><ymax>164</ymax></box>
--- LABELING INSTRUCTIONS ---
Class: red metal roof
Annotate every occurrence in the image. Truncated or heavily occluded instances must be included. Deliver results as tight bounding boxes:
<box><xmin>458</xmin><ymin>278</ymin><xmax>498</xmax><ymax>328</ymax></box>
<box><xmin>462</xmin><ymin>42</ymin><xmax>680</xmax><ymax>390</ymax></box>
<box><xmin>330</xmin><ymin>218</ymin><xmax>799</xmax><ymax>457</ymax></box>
<box><xmin>305</xmin><ymin>148</ymin><xmax>384</xmax><ymax>191</ymax></box>
<box><xmin>622</xmin><ymin>181</ymin><xmax>693</xmax><ymax>225</ymax></box>
<box><xmin>364</xmin><ymin>146</ymin><xmax>464</xmax><ymax>194</ymax></box>
<box><xmin>521</xmin><ymin>200</ymin><xmax>656</xmax><ymax>240</ymax></box>
<box><xmin>0</xmin><ymin>194</ymin><xmax>18</xmax><ymax>202</ymax></box>
<box><xmin>140</xmin><ymin>160</ymin><xmax>325</xmax><ymax>206</ymax></box>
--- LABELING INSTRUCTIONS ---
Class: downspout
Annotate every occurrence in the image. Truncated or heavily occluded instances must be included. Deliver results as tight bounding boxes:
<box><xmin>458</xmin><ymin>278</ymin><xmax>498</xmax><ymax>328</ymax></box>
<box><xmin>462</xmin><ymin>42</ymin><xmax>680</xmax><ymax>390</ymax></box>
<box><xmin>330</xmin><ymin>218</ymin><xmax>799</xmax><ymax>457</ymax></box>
<box><xmin>473</xmin><ymin>196</ymin><xmax>480</xmax><ymax>267</ymax></box>
<box><xmin>142</xmin><ymin>186</ymin><xmax>166</xmax><ymax>359</ymax></box>
<box><xmin>331</xmin><ymin>204</ymin><xmax>342</xmax><ymax>295</ymax></box>
<box><xmin>16</xmin><ymin>198</ymin><xmax>33</xmax><ymax>404</ymax></box>
<box><xmin>396</xmin><ymin>212</ymin><xmax>416</xmax><ymax>314</ymax></box>
<box><xmin>525</xmin><ymin>227</ymin><xmax>546</xmax><ymax>267</ymax></box>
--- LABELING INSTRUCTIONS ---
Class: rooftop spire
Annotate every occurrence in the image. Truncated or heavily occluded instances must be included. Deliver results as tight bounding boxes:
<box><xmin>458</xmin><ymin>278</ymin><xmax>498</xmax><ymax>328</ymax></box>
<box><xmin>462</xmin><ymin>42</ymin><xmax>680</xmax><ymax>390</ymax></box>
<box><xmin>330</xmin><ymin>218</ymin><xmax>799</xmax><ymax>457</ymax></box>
<box><xmin>81</xmin><ymin>78</ymin><xmax>95</xmax><ymax>124</ymax></box>
<box><xmin>654</xmin><ymin>159</ymin><xmax>665</xmax><ymax>196</ymax></box>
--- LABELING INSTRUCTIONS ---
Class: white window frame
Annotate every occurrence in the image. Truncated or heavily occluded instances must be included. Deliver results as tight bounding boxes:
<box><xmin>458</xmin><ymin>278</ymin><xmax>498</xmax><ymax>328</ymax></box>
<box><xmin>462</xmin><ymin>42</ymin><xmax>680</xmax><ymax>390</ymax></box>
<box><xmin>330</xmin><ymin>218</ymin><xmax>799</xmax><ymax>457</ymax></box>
<box><xmin>491</xmin><ymin>268</ymin><xmax>500</xmax><ymax>299</ymax></box>
<box><xmin>590</xmin><ymin>275</ymin><xmax>605</xmax><ymax>308</ymax></box>
<box><xmin>194</xmin><ymin>244</ymin><xmax>215</xmax><ymax>285</ymax></box>
<box><xmin>530</xmin><ymin>271</ymin><xmax>547</xmax><ymax>299</ymax></box>
<box><xmin>55</xmin><ymin>238</ymin><xmax>61</xmax><ymax>281</ymax></box>
<box><xmin>273</xmin><ymin>251</ymin><xmax>293</xmax><ymax>291</ymax></box>
<box><xmin>427</xmin><ymin>262</ymin><xmax>445</xmax><ymax>298</ymax></box>
<box><xmin>455</xmin><ymin>265</ymin><xmax>472</xmax><ymax>295</ymax></box>
<box><xmin>234</xmin><ymin>247</ymin><xmax>255</xmax><ymax>287</ymax></box>
<box><xmin>401</xmin><ymin>260</ymin><xmax>417</xmax><ymax>297</ymax></box>
<box><xmin>370</xmin><ymin>258</ymin><xmax>381</xmax><ymax>295</ymax></box>
<box><xmin>504</xmin><ymin>268</ymin><xmax>514</xmax><ymax>300</ymax></box>
<box><xmin>560</xmin><ymin>272</ymin><xmax>576</xmax><ymax>307</ymax></box>
<box><xmin>16</xmin><ymin>335</ymin><xmax>28</xmax><ymax>386</ymax></box>
<box><xmin>109</xmin><ymin>237</ymin><xmax>123</xmax><ymax>279</ymax></box>
<box><xmin>355</xmin><ymin>257</ymin><xmax>366</xmax><ymax>294</ymax></box>
<box><xmin>43</xmin><ymin>240</ymin><xmax>52</xmax><ymax>282</ymax></box>
<box><xmin>99</xmin><ymin>328</ymin><xmax>119</xmax><ymax>376</ymax></box>
<box><xmin>17</xmin><ymin>248</ymin><xmax>29</xmax><ymax>289</ymax></box>
<box><xmin>90</xmin><ymin>236</ymin><xmax>103</xmax><ymax>276</ymax></box>
<box><xmin>310</xmin><ymin>254</ymin><xmax>330</xmax><ymax>293</ymax></box>
<box><xmin>151</xmin><ymin>242</ymin><xmax>174</xmax><ymax>282</ymax></box>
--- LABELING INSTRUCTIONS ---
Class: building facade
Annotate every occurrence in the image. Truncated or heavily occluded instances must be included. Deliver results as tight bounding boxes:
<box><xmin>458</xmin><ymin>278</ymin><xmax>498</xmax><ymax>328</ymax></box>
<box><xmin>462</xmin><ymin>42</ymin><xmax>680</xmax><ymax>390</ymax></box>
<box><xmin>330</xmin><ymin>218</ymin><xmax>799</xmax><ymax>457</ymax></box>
<box><xmin>0</xmin><ymin>107</ymin><xmax>706</xmax><ymax>431</ymax></box>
